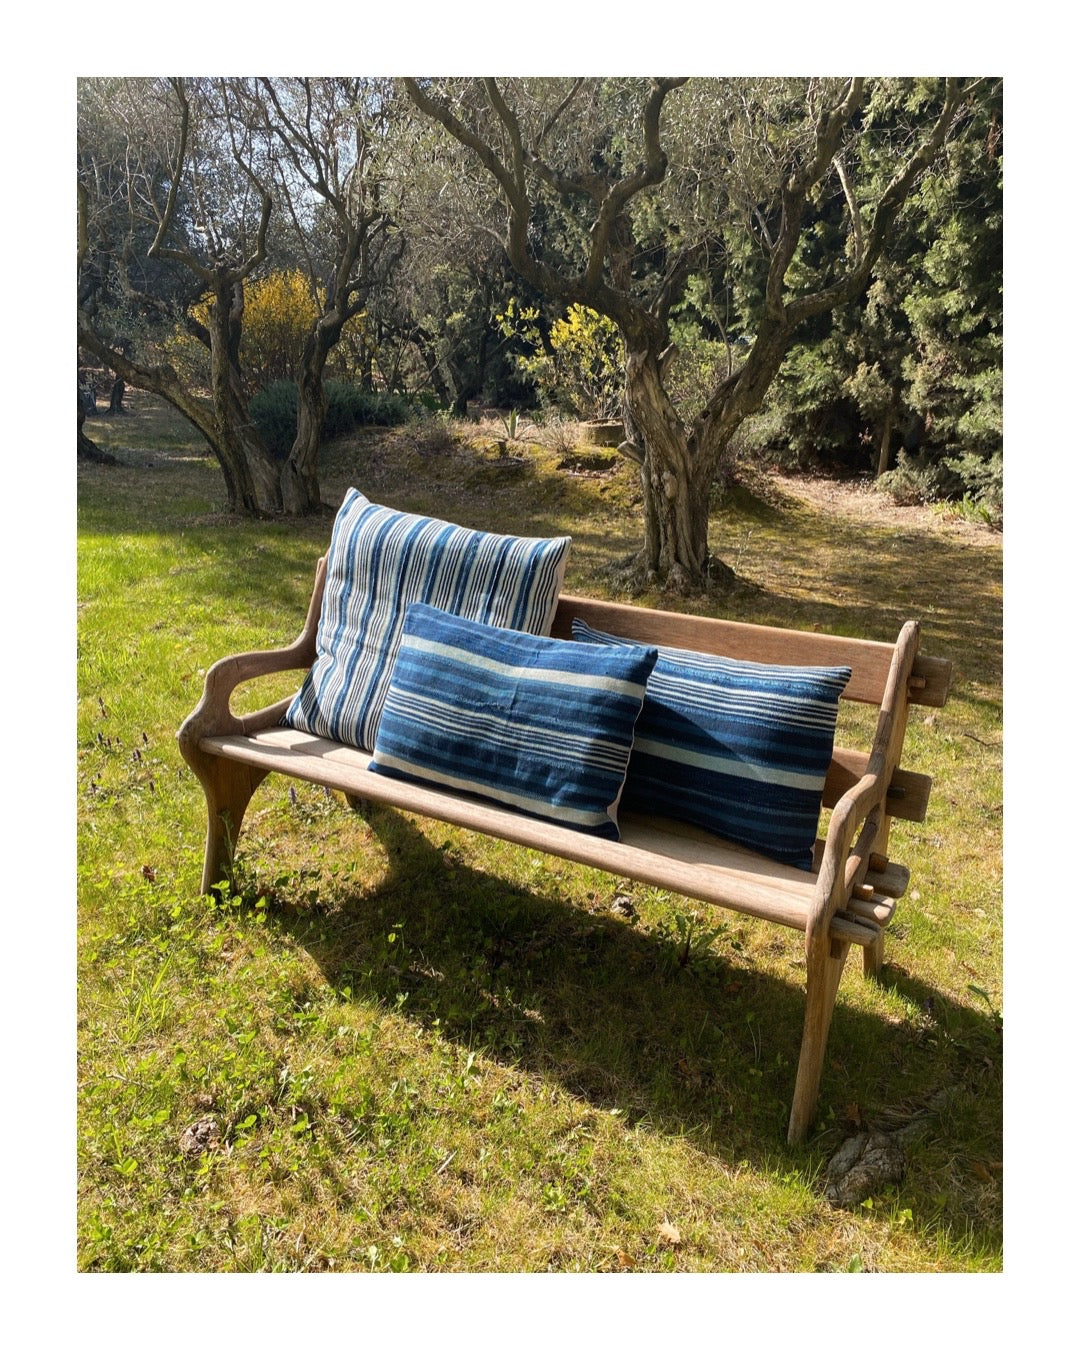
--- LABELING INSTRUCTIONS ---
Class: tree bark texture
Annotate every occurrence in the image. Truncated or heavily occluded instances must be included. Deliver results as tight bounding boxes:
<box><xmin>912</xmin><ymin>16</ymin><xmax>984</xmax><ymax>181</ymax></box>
<box><xmin>876</xmin><ymin>390</ymin><xmax>900</xmax><ymax>477</ymax></box>
<box><xmin>204</xmin><ymin>277</ymin><xmax>283</xmax><ymax>515</ymax></box>
<box><xmin>77</xmin><ymin>396</ymin><xmax>116</xmax><ymax>464</ymax></box>
<box><xmin>624</xmin><ymin>346</ymin><xmax>712</xmax><ymax>589</ymax></box>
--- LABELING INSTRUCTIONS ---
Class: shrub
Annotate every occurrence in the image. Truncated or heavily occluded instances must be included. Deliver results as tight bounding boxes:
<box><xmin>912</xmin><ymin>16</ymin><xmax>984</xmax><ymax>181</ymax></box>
<box><xmin>243</xmin><ymin>270</ymin><xmax>322</xmax><ymax>389</ymax></box>
<box><xmin>499</xmin><ymin>300</ymin><xmax>624</xmax><ymax>421</ymax></box>
<box><xmin>874</xmin><ymin>452</ymin><xmax>954</xmax><ymax>506</ymax></box>
<box><xmin>249</xmin><ymin>381</ymin><xmax>413</xmax><ymax>458</ymax></box>
<box><xmin>410</xmin><ymin>410</ymin><xmax>460</xmax><ymax>456</ymax></box>
<box><xmin>248</xmin><ymin>380</ymin><xmax>299</xmax><ymax>457</ymax></box>
<box><xmin>944</xmin><ymin>450</ymin><xmax>1003</xmax><ymax>528</ymax></box>
<box><xmin>875</xmin><ymin>449</ymin><xmax>1002</xmax><ymax>528</ymax></box>
<box><xmin>322</xmin><ymin>382</ymin><xmax>411</xmax><ymax>437</ymax></box>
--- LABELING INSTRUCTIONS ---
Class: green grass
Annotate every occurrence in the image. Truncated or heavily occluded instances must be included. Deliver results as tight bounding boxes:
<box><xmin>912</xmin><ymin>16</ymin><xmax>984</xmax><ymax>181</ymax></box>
<box><xmin>76</xmin><ymin>394</ymin><xmax>1002</xmax><ymax>1274</ymax></box>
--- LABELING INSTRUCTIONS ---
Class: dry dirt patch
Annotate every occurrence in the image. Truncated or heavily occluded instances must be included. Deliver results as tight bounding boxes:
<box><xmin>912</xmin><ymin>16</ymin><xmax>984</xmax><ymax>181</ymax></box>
<box><xmin>770</xmin><ymin>472</ymin><xmax>1000</xmax><ymax>550</ymax></box>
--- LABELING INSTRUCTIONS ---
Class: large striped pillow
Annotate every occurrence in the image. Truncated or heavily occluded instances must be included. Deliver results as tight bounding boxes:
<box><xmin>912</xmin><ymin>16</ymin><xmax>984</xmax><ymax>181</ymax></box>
<box><xmin>369</xmin><ymin>605</ymin><xmax>658</xmax><ymax>839</ymax></box>
<box><xmin>285</xmin><ymin>490</ymin><xmax>570</xmax><ymax>751</ymax></box>
<box><xmin>571</xmin><ymin>620</ymin><xmax>851</xmax><ymax>869</ymax></box>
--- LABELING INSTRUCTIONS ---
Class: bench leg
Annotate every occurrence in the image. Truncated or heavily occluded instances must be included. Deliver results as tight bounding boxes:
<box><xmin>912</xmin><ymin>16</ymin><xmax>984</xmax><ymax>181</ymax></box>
<box><xmin>788</xmin><ymin>939</ymin><xmax>850</xmax><ymax>1144</ymax></box>
<box><xmin>862</xmin><ymin>931</ymin><xmax>886</xmax><ymax>980</ymax></box>
<box><xmin>194</xmin><ymin>758</ymin><xmax>269</xmax><ymax>894</ymax></box>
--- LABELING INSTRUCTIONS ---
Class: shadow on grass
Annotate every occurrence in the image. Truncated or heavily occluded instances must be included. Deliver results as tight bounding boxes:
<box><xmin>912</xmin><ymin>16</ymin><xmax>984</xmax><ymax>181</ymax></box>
<box><xmin>266</xmin><ymin>800</ymin><xmax>1001</xmax><ymax>1225</ymax></box>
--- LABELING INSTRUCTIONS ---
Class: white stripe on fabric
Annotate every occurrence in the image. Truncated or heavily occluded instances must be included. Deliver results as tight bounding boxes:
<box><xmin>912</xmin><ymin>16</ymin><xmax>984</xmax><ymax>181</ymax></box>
<box><xmin>399</xmin><ymin>632</ymin><xmax>649</xmax><ymax>699</ymax></box>
<box><xmin>369</xmin><ymin>749</ymin><xmax>614</xmax><ymax>828</ymax></box>
<box><xmin>630</xmin><ymin>736</ymin><xmax>826</xmax><ymax>789</ymax></box>
<box><xmin>382</xmin><ymin>688</ymin><xmax>637</xmax><ymax>773</ymax></box>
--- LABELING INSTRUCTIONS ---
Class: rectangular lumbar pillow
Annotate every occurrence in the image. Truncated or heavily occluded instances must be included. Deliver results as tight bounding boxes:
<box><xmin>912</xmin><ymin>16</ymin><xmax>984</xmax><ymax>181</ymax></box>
<box><xmin>571</xmin><ymin>620</ymin><xmax>851</xmax><ymax>869</ymax></box>
<box><xmin>369</xmin><ymin>604</ymin><xmax>658</xmax><ymax>839</ymax></box>
<box><xmin>285</xmin><ymin>490</ymin><xmax>571</xmax><ymax>751</ymax></box>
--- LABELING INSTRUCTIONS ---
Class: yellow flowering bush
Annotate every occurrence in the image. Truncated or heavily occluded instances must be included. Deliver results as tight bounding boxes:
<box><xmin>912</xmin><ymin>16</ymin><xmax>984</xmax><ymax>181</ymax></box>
<box><xmin>500</xmin><ymin>300</ymin><xmax>623</xmax><ymax>420</ymax></box>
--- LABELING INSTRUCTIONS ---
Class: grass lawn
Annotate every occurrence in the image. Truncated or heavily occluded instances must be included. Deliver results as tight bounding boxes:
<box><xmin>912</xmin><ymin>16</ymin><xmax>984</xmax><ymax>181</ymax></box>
<box><xmin>75</xmin><ymin>393</ymin><xmax>1003</xmax><ymax>1279</ymax></box>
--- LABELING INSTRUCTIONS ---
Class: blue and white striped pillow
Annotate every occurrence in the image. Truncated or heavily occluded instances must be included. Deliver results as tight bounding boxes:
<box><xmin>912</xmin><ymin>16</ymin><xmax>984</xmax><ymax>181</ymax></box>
<box><xmin>285</xmin><ymin>490</ymin><xmax>570</xmax><ymax>751</ymax></box>
<box><xmin>369</xmin><ymin>605</ymin><xmax>658</xmax><ymax>839</ymax></box>
<box><xmin>571</xmin><ymin>620</ymin><xmax>851</xmax><ymax>869</ymax></box>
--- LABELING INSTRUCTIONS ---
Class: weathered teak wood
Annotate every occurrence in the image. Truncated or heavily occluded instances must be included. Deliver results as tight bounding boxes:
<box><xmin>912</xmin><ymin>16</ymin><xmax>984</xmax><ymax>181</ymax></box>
<box><xmin>177</xmin><ymin>560</ymin><xmax>950</xmax><ymax>1144</ymax></box>
<box><xmin>178</xmin><ymin>558</ymin><xmax>326</xmax><ymax>892</ymax></box>
<box><xmin>549</xmin><ymin>596</ymin><xmax>952</xmax><ymax>709</ymax></box>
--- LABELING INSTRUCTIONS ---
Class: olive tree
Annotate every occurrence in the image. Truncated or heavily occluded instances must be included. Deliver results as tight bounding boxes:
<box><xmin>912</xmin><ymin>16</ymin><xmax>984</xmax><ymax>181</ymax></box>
<box><xmin>78</xmin><ymin>77</ymin><xmax>286</xmax><ymax>512</ymax></box>
<box><xmin>78</xmin><ymin>76</ymin><xmax>400</xmax><ymax>515</ymax></box>
<box><xmin>244</xmin><ymin>77</ymin><xmax>403</xmax><ymax>511</ymax></box>
<box><xmin>405</xmin><ymin>76</ymin><xmax>969</xmax><ymax>591</ymax></box>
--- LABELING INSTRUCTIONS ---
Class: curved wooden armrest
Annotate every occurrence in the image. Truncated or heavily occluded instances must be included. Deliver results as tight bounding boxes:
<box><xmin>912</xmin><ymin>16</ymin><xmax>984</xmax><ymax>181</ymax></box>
<box><xmin>177</xmin><ymin>557</ymin><xmax>326</xmax><ymax>752</ymax></box>
<box><xmin>806</xmin><ymin>620</ymin><xmax>921</xmax><ymax>945</ymax></box>
<box><xmin>810</xmin><ymin>770</ymin><xmax>885</xmax><ymax>933</ymax></box>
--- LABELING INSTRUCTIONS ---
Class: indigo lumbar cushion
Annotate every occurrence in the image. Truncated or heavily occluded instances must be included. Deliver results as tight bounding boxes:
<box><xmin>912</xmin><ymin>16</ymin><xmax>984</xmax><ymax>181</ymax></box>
<box><xmin>571</xmin><ymin>620</ymin><xmax>851</xmax><ymax>868</ymax></box>
<box><xmin>369</xmin><ymin>604</ymin><xmax>658</xmax><ymax>839</ymax></box>
<box><xmin>285</xmin><ymin>490</ymin><xmax>570</xmax><ymax>751</ymax></box>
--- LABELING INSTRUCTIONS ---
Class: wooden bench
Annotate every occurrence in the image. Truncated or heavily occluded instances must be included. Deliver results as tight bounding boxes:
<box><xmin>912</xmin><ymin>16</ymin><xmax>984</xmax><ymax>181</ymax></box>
<box><xmin>178</xmin><ymin>556</ymin><xmax>951</xmax><ymax>1143</ymax></box>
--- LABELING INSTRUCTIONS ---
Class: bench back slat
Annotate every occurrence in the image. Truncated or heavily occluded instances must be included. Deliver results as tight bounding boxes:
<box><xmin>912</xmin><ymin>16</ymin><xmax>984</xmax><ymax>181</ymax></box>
<box><xmin>552</xmin><ymin>594</ymin><xmax>950</xmax><ymax>709</ymax></box>
<box><xmin>825</xmin><ymin>749</ymin><xmax>931</xmax><ymax>822</ymax></box>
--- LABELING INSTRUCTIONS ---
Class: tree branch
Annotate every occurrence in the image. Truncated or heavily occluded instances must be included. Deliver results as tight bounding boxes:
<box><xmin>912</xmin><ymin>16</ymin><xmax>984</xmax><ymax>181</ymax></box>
<box><xmin>402</xmin><ymin>79</ymin><xmax>524</xmax><ymax>211</ymax></box>
<box><xmin>537</xmin><ymin>79</ymin><xmax>586</xmax><ymax>147</ymax></box>
<box><xmin>583</xmin><ymin>78</ymin><xmax>686</xmax><ymax>293</ymax></box>
<box><xmin>764</xmin><ymin>78</ymin><xmax>865</xmax><ymax>318</ymax></box>
<box><xmin>148</xmin><ymin>78</ymin><xmax>191</xmax><ymax>263</ymax></box>
<box><xmin>219</xmin><ymin>80</ymin><xmax>274</xmax><ymax>279</ymax></box>
<box><xmin>833</xmin><ymin>152</ymin><xmax>864</xmax><ymax>266</ymax></box>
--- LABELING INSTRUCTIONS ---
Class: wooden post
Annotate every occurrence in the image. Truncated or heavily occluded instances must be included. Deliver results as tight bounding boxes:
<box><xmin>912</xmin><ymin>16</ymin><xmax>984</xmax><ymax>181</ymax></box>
<box><xmin>176</xmin><ymin>557</ymin><xmax>326</xmax><ymax>890</ymax></box>
<box><xmin>862</xmin><ymin>931</ymin><xmax>886</xmax><ymax>980</ymax></box>
<box><xmin>788</xmin><ymin>937</ymin><xmax>850</xmax><ymax>1144</ymax></box>
<box><xmin>194</xmin><ymin>757</ymin><xmax>269</xmax><ymax>893</ymax></box>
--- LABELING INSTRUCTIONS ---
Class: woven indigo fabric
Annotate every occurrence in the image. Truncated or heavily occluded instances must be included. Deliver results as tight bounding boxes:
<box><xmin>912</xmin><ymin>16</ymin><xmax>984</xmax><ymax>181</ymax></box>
<box><xmin>285</xmin><ymin>490</ymin><xmax>570</xmax><ymax>751</ymax></box>
<box><xmin>369</xmin><ymin>605</ymin><xmax>657</xmax><ymax>839</ymax></box>
<box><xmin>571</xmin><ymin>620</ymin><xmax>851</xmax><ymax>868</ymax></box>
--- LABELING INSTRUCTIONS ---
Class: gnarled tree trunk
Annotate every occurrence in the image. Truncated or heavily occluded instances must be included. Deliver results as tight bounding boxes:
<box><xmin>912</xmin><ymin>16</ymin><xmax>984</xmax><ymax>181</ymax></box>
<box><xmin>77</xmin><ymin>394</ymin><xmax>116</xmax><ymax>464</ymax></box>
<box><xmin>282</xmin><ymin>358</ymin><xmax>328</xmax><ymax>515</ymax></box>
<box><xmin>623</xmin><ymin>345</ymin><xmax>716</xmax><ymax>590</ymax></box>
<box><xmin>204</xmin><ymin>276</ymin><xmax>283</xmax><ymax>514</ymax></box>
<box><xmin>622</xmin><ymin>340</ymin><xmax>747</xmax><ymax>591</ymax></box>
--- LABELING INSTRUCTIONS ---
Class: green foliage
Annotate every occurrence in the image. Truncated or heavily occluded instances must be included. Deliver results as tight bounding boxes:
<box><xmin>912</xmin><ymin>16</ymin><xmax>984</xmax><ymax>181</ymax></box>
<box><xmin>874</xmin><ymin>452</ymin><xmax>952</xmax><ymax>506</ymax></box>
<box><xmin>499</xmin><ymin>300</ymin><xmax>624</xmax><ymax>421</ymax></box>
<box><xmin>249</xmin><ymin>380</ymin><xmax>412</xmax><ymax>457</ymax></box>
<box><xmin>875</xmin><ymin>449</ymin><xmax>1002</xmax><ymax>529</ymax></box>
<box><xmin>323</xmin><ymin>381</ymin><xmax>412</xmax><ymax>437</ymax></box>
<box><xmin>752</xmin><ymin>342</ymin><xmax>863</xmax><ymax>470</ymax></box>
<box><xmin>944</xmin><ymin>451</ymin><xmax>1003</xmax><ymax>526</ymax></box>
<box><xmin>246</xmin><ymin>381</ymin><xmax>299</xmax><ymax>457</ymax></box>
<box><xmin>727</xmin><ymin>80</ymin><xmax>1001</xmax><ymax>480</ymax></box>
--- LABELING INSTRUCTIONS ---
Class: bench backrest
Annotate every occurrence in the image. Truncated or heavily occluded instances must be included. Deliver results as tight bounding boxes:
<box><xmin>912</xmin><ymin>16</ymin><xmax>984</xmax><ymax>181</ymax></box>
<box><xmin>551</xmin><ymin>594</ymin><xmax>952</xmax><ymax>825</ymax></box>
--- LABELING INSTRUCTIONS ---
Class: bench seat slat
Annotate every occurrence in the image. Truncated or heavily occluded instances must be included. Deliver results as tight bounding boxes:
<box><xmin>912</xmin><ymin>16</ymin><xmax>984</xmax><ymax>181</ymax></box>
<box><xmin>202</xmin><ymin>728</ymin><xmax>879</xmax><ymax>945</ymax></box>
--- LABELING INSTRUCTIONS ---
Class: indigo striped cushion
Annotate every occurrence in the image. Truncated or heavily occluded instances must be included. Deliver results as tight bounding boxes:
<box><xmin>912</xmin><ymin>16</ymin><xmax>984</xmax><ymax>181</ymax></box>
<box><xmin>285</xmin><ymin>490</ymin><xmax>570</xmax><ymax>751</ymax></box>
<box><xmin>369</xmin><ymin>605</ymin><xmax>658</xmax><ymax>839</ymax></box>
<box><xmin>571</xmin><ymin>620</ymin><xmax>851</xmax><ymax>868</ymax></box>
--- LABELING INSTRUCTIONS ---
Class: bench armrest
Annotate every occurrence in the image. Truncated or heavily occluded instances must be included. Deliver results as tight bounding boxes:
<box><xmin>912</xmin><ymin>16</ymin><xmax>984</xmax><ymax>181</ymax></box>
<box><xmin>814</xmin><ymin>766</ymin><xmax>886</xmax><ymax>917</ymax></box>
<box><xmin>178</xmin><ymin>557</ymin><xmax>326</xmax><ymax>752</ymax></box>
<box><xmin>807</xmin><ymin>620</ymin><xmax>922</xmax><ymax>946</ymax></box>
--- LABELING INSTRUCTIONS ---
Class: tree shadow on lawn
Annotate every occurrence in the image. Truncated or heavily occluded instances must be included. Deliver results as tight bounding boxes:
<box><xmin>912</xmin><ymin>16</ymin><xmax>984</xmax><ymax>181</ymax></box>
<box><xmin>266</xmin><ymin>801</ymin><xmax>1001</xmax><ymax>1216</ymax></box>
